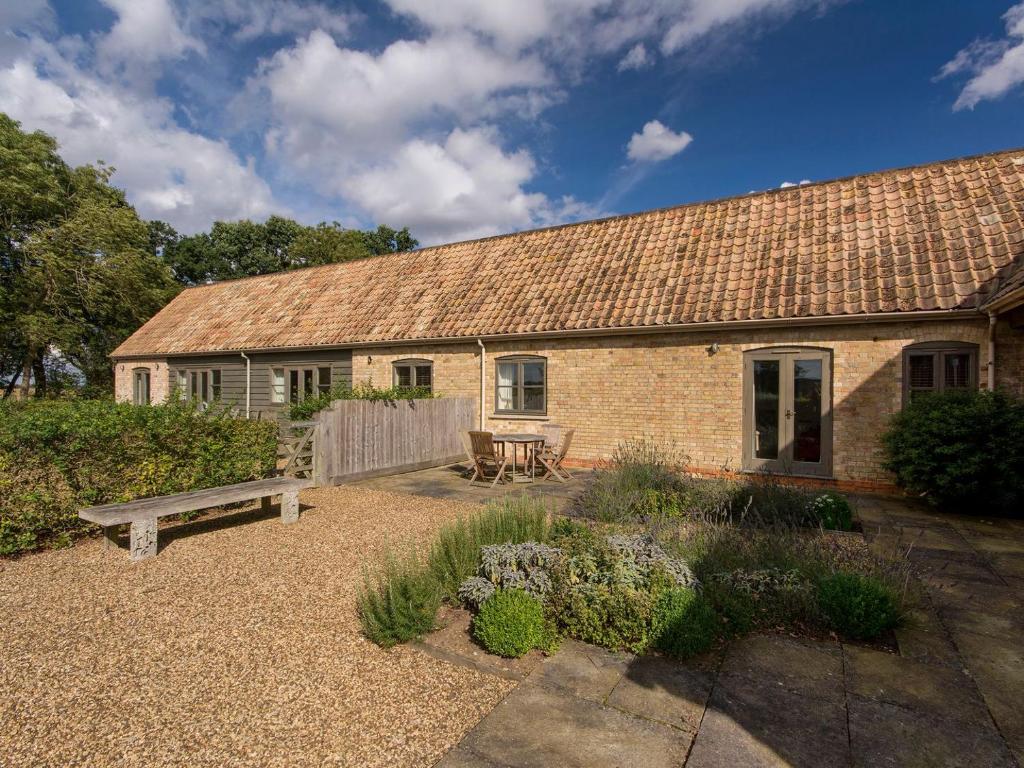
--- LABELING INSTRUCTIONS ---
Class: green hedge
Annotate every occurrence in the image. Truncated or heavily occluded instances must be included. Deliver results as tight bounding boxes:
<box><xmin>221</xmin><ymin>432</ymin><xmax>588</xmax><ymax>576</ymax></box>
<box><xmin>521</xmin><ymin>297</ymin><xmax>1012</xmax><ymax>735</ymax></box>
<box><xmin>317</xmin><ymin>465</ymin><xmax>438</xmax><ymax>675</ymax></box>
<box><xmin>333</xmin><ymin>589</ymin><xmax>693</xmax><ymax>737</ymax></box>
<box><xmin>0</xmin><ymin>399</ymin><xmax>278</xmax><ymax>555</ymax></box>
<box><xmin>882</xmin><ymin>390</ymin><xmax>1024</xmax><ymax>515</ymax></box>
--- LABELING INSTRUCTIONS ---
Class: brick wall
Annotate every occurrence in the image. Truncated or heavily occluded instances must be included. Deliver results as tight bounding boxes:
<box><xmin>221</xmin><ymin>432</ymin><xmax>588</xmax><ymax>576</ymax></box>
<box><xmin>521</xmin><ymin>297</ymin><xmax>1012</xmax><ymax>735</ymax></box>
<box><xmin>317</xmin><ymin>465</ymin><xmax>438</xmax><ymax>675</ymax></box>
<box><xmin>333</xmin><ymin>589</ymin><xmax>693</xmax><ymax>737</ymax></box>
<box><xmin>352</xmin><ymin>318</ymin><xmax>1001</xmax><ymax>491</ymax></box>
<box><xmin>113</xmin><ymin>358</ymin><xmax>170</xmax><ymax>404</ymax></box>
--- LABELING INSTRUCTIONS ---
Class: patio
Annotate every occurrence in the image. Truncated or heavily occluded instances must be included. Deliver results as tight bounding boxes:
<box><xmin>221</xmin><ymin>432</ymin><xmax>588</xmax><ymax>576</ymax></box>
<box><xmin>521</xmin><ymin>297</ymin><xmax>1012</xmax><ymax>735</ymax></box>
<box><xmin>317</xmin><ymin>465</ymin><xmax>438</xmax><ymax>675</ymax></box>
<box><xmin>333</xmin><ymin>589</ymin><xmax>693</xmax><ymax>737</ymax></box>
<box><xmin>353</xmin><ymin>462</ymin><xmax>595</xmax><ymax>510</ymax></box>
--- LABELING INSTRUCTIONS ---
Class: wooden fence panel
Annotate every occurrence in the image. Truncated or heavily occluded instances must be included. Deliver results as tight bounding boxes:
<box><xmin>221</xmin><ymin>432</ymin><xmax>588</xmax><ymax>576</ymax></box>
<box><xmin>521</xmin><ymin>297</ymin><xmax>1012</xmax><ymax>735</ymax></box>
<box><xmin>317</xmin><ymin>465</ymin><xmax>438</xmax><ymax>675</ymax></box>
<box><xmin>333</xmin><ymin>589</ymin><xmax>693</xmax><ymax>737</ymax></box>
<box><xmin>313</xmin><ymin>397</ymin><xmax>475</xmax><ymax>484</ymax></box>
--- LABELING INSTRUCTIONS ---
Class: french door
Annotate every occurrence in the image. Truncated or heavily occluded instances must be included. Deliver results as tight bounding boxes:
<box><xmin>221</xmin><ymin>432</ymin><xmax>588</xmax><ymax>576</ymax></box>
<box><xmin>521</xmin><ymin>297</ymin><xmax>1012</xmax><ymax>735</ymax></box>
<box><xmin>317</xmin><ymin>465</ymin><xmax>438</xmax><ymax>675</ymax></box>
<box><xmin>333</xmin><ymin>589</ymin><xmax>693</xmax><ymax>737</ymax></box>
<box><xmin>742</xmin><ymin>348</ymin><xmax>832</xmax><ymax>477</ymax></box>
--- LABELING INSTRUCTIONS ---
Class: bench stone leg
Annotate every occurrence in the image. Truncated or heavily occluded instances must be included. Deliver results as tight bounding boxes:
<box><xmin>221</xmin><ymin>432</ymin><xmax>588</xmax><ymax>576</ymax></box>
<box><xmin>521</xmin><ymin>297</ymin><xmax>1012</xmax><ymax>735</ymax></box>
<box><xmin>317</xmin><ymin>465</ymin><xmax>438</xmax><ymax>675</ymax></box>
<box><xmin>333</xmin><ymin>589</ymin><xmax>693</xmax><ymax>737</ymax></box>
<box><xmin>281</xmin><ymin>491</ymin><xmax>299</xmax><ymax>524</ymax></box>
<box><xmin>103</xmin><ymin>525</ymin><xmax>120</xmax><ymax>550</ymax></box>
<box><xmin>129</xmin><ymin>518</ymin><xmax>158</xmax><ymax>561</ymax></box>
<box><xmin>261</xmin><ymin>495</ymin><xmax>272</xmax><ymax>514</ymax></box>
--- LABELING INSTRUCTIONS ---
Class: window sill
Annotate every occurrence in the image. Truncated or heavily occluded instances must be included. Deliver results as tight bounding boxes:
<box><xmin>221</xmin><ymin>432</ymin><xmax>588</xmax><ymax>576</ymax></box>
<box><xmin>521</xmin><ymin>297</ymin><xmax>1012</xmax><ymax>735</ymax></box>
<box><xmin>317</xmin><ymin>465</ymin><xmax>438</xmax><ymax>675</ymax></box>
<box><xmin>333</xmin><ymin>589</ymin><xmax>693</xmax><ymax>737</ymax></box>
<box><xmin>490</xmin><ymin>413</ymin><xmax>549</xmax><ymax>421</ymax></box>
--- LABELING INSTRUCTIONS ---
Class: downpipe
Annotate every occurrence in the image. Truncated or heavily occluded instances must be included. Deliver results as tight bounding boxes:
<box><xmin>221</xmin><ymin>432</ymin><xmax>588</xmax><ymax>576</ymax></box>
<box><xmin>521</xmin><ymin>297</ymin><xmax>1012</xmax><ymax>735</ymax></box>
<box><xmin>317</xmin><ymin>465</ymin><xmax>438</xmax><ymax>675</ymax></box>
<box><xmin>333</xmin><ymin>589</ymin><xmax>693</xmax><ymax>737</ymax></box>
<box><xmin>477</xmin><ymin>338</ymin><xmax>486</xmax><ymax>430</ymax></box>
<box><xmin>240</xmin><ymin>351</ymin><xmax>251</xmax><ymax>418</ymax></box>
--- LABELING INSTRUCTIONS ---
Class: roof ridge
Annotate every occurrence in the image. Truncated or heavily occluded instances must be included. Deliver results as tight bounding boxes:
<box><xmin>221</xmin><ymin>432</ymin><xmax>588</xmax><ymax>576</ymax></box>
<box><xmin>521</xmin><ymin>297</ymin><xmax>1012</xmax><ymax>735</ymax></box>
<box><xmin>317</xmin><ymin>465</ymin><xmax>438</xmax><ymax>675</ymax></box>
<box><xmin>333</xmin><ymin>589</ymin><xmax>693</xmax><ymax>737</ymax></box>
<box><xmin>178</xmin><ymin>145</ymin><xmax>1024</xmax><ymax>294</ymax></box>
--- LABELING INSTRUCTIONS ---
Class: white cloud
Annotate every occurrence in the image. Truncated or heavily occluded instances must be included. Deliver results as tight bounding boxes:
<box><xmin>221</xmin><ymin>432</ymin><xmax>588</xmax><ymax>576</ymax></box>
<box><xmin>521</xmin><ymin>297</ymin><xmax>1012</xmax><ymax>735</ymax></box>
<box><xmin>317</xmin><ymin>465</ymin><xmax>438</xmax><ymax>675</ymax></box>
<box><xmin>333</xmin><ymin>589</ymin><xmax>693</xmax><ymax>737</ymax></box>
<box><xmin>939</xmin><ymin>3</ymin><xmax>1024</xmax><ymax>110</ymax></box>
<box><xmin>0</xmin><ymin>41</ymin><xmax>280</xmax><ymax>233</ymax></box>
<box><xmin>96</xmin><ymin>0</ymin><xmax>203</xmax><ymax>71</ymax></box>
<box><xmin>627</xmin><ymin>120</ymin><xmax>693</xmax><ymax>163</ymax></box>
<box><xmin>255</xmin><ymin>30</ymin><xmax>551</xmax><ymax>164</ymax></box>
<box><xmin>779</xmin><ymin>179</ymin><xmax>811</xmax><ymax>188</ymax></box>
<box><xmin>618</xmin><ymin>43</ymin><xmax>653</xmax><ymax>72</ymax></box>
<box><xmin>343</xmin><ymin>127</ymin><xmax>598</xmax><ymax>244</ymax></box>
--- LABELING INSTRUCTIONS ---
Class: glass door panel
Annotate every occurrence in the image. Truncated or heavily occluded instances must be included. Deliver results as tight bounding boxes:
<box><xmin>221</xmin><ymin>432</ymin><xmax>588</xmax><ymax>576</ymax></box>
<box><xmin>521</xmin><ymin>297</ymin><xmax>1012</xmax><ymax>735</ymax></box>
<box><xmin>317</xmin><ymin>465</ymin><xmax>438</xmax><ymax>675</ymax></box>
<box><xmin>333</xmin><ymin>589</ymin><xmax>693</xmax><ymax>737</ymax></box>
<box><xmin>792</xmin><ymin>359</ymin><xmax>822</xmax><ymax>463</ymax></box>
<box><xmin>753</xmin><ymin>360</ymin><xmax>780</xmax><ymax>460</ymax></box>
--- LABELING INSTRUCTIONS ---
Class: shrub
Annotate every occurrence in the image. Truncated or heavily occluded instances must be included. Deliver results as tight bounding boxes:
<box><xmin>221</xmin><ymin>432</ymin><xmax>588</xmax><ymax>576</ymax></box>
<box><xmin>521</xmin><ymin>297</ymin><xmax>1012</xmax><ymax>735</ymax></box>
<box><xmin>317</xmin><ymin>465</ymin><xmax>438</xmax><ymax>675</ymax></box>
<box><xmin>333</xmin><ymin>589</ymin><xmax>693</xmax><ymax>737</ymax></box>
<box><xmin>545</xmin><ymin>532</ymin><xmax>699</xmax><ymax>653</ymax></box>
<box><xmin>882</xmin><ymin>389</ymin><xmax>1024</xmax><ymax>515</ymax></box>
<box><xmin>357</xmin><ymin>549</ymin><xmax>441</xmax><ymax>647</ymax></box>
<box><xmin>553</xmin><ymin>581</ymin><xmax>657</xmax><ymax>653</ymax></box>
<box><xmin>652</xmin><ymin>587</ymin><xmax>721</xmax><ymax>658</ymax></box>
<box><xmin>704</xmin><ymin>568</ymin><xmax>818</xmax><ymax>632</ymax></box>
<box><xmin>427</xmin><ymin>495</ymin><xmax>549</xmax><ymax>599</ymax></box>
<box><xmin>576</xmin><ymin>439</ymin><xmax>688</xmax><ymax>523</ymax></box>
<box><xmin>0</xmin><ymin>399</ymin><xmax>277</xmax><ymax>555</ymax></box>
<box><xmin>473</xmin><ymin>589</ymin><xmax>548</xmax><ymax>658</ymax></box>
<box><xmin>286</xmin><ymin>381</ymin><xmax>434</xmax><ymax>420</ymax></box>
<box><xmin>808</xmin><ymin>492</ymin><xmax>854</xmax><ymax>531</ymax></box>
<box><xmin>816</xmin><ymin>572</ymin><xmax>901</xmax><ymax>640</ymax></box>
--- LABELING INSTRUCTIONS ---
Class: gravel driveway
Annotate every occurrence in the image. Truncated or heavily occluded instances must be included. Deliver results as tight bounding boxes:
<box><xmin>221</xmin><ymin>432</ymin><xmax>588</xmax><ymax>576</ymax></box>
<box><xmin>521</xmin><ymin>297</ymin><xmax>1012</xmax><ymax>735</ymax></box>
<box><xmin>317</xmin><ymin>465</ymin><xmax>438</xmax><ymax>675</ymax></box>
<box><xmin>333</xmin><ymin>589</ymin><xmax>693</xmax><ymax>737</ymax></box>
<box><xmin>0</xmin><ymin>487</ymin><xmax>514</xmax><ymax>767</ymax></box>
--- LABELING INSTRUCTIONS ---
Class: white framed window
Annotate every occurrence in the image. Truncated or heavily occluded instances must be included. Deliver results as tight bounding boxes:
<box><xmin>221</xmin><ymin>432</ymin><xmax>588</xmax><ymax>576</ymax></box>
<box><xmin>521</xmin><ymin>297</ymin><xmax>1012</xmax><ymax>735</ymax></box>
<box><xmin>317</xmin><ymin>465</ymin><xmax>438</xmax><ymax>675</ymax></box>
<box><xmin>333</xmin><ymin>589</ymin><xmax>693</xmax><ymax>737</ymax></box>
<box><xmin>271</xmin><ymin>368</ymin><xmax>286</xmax><ymax>403</ymax></box>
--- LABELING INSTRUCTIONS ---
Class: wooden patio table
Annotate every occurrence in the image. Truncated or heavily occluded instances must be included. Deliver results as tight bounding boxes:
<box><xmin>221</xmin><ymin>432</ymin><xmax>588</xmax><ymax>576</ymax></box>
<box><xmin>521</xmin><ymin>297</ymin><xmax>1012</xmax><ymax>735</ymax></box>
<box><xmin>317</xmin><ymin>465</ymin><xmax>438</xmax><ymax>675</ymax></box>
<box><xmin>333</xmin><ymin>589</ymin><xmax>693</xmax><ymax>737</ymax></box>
<box><xmin>492</xmin><ymin>433</ymin><xmax>546</xmax><ymax>483</ymax></box>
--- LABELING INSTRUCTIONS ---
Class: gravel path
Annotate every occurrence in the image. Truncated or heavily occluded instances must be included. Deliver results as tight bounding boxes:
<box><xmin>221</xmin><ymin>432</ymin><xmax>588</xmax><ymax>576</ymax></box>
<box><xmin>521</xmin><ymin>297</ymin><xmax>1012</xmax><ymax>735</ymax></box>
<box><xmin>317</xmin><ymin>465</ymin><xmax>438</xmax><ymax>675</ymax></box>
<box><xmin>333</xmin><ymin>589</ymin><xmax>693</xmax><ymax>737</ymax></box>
<box><xmin>0</xmin><ymin>487</ymin><xmax>514</xmax><ymax>767</ymax></box>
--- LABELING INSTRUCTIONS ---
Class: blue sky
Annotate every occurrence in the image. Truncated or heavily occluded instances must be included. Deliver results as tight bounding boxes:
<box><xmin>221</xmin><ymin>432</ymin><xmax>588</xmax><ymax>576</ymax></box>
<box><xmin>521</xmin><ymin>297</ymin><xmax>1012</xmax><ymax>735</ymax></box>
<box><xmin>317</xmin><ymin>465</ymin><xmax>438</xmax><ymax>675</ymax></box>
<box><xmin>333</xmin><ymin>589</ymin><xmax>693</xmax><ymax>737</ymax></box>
<box><xmin>2</xmin><ymin>1</ymin><xmax>1024</xmax><ymax>245</ymax></box>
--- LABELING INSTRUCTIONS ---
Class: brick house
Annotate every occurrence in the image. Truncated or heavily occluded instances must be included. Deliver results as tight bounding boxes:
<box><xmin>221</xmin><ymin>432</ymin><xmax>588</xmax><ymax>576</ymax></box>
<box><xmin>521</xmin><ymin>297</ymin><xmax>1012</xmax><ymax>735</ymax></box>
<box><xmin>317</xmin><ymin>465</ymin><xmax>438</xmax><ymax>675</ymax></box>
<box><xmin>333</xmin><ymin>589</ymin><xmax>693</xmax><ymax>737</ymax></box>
<box><xmin>112</xmin><ymin>149</ymin><xmax>1024</xmax><ymax>493</ymax></box>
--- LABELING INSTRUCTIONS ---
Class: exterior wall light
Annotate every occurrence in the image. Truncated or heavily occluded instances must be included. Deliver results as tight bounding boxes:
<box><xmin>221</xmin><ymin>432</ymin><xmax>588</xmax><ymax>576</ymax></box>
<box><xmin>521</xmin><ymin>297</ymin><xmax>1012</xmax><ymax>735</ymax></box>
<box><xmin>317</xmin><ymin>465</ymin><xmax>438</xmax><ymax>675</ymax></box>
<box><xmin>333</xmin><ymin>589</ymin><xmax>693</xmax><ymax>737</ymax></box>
<box><xmin>707</xmin><ymin>343</ymin><xmax>720</xmax><ymax>356</ymax></box>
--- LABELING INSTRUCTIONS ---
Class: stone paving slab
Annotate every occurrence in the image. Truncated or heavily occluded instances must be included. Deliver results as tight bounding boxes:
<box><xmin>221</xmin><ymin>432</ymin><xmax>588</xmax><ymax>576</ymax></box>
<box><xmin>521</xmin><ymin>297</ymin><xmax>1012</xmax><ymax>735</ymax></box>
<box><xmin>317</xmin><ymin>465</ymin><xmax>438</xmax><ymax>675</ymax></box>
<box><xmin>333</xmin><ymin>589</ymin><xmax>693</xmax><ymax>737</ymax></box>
<box><xmin>892</xmin><ymin>609</ymin><xmax>963</xmax><ymax>670</ymax></box>
<box><xmin>848</xmin><ymin>696</ymin><xmax>1017</xmax><ymax>768</ymax></box>
<box><xmin>529</xmin><ymin>639</ymin><xmax>632</xmax><ymax>704</ymax></box>
<box><xmin>949</xmin><ymin>629</ymin><xmax>1024</xmax><ymax>765</ymax></box>
<box><xmin>454</xmin><ymin>681</ymin><xmax>693</xmax><ymax>768</ymax></box>
<box><xmin>606</xmin><ymin>653</ymin><xmax>718</xmax><ymax>733</ymax></box>
<box><xmin>716</xmin><ymin>634</ymin><xmax>845</xmax><ymax>704</ymax></box>
<box><xmin>843</xmin><ymin>645</ymin><xmax>990</xmax><ymax>725</ymax></box>
<box><xmin>989</xmin><ymin>552</ymin><xmax>1024</xmax><ymax>580</ymax></box>
<box><xmin>686</xmin><ymin>676</ymin><xmax>849</xmax><ymax>768</ymax></box>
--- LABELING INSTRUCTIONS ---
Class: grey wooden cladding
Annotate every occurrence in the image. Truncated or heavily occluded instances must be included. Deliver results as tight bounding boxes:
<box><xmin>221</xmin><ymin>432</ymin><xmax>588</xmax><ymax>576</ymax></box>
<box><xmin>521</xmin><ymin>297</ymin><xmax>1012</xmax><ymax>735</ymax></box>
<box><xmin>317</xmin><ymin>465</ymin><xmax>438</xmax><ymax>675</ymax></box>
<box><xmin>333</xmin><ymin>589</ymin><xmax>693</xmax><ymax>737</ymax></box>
<box><xmin>79</xmin><ymin>476</ymin><xmax>313</xmax><ymax>526</ymax></box>
<box><xmin>169</xmin><ymin>349</ymin><xmax>353</xmax><ymax>418</ymax></box>
<box><xmin>316</xmin><ymin>397</ymin><xmax>475</xmax><ymax>483</ymax></box>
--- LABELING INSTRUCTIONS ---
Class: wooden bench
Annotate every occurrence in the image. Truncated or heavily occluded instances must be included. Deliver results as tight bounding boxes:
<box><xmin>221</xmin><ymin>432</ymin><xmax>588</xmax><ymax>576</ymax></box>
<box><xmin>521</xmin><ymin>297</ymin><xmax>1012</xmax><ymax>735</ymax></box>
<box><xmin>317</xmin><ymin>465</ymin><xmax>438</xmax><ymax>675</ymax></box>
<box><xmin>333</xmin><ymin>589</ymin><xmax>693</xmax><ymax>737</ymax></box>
<box><xmin>79</xmin><ymin>476</ymin><xmax>313</xmax><ymax>562</ymax></box>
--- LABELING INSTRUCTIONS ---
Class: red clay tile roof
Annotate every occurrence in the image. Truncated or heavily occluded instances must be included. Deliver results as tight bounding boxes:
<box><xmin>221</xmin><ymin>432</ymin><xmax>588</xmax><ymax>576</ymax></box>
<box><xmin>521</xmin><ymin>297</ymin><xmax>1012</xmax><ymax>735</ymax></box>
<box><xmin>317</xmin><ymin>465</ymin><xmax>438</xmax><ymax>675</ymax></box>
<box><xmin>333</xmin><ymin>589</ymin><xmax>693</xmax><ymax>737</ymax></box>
<box><xmin>114</xmin><ymin>148</ymin><xmax>1024</xmax><ymax>358</ymax></box>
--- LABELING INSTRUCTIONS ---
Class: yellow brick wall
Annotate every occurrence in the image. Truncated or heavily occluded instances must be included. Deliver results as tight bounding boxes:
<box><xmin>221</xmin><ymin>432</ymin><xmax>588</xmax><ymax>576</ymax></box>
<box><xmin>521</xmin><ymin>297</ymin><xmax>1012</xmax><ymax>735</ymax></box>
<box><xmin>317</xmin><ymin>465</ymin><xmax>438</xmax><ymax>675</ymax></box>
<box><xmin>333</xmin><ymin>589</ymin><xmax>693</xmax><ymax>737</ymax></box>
<box><xmin>352</xmin><ymin>318</ymin><xmax>998</xmax><ymax>490</ymax></box>
<box><xmin>113</xmin><ymin>358</ymin><xmax>170</xmax><ymax>403</ymax></box>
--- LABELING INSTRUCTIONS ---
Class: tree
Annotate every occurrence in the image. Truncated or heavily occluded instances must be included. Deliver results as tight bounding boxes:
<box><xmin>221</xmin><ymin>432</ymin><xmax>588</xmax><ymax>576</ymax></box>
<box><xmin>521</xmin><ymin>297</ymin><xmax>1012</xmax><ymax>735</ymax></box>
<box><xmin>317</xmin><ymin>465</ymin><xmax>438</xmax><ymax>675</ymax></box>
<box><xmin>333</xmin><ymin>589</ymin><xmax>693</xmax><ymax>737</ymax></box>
<box><xmin>289</xmin><ymin>221</ymin><xmax>371</xmax><ymax>267</ymax></box>
<box><xmin>0</xmin><ymin>114</ymin><xmax>179</xmax><ymax>396</ymax></box>
<box><xmin>159</xmin><ymin>219</ymin><xmax>417</xmax><ymax>285</ymax></box>
<box><xmin>363</xmin><ymin>225</ymin><xmax>418</xmax><ymax>255</ymax></box>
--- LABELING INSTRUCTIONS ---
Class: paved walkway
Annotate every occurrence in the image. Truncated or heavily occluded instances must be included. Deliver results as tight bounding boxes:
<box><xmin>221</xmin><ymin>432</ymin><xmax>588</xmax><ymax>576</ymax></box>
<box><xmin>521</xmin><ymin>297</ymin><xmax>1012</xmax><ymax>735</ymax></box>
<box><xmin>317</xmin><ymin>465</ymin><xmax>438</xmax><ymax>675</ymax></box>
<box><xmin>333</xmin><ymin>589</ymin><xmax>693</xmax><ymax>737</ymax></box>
<box><xmin>421</xmin><ymin>496</ymin><xmax>1024</xmax><ymax>768</ymax></box>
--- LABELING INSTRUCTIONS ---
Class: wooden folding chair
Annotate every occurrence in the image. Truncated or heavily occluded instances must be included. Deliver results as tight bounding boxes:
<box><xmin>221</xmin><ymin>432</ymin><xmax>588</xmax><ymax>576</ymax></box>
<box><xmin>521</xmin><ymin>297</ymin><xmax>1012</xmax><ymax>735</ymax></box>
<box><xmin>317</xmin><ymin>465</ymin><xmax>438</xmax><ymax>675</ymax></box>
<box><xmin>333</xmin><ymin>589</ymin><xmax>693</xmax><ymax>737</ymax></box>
<box><xmin>537</xmin><ymin>427</ymin><xmax>574</xmax><ymax>482</ymax></box>
<box><xmin>459</xmin><ymin>430</ymin><xmax>475</xmax><ymax>477</ymax></box>
<box><xmin>468</xmin><ymin>430</ymin><xmax>510</xmax><ymax>487</ymax></box>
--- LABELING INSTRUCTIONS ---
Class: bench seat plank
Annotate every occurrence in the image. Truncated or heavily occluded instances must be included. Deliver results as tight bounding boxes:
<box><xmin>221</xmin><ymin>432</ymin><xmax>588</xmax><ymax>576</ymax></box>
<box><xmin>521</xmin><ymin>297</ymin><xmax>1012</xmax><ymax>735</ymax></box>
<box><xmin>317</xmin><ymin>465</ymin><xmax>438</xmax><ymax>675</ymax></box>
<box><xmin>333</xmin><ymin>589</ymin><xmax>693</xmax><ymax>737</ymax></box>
<box><xmin>79</xmin><ymin>476</ymin><xmax>312</xmax><ymax>526</ymax></box>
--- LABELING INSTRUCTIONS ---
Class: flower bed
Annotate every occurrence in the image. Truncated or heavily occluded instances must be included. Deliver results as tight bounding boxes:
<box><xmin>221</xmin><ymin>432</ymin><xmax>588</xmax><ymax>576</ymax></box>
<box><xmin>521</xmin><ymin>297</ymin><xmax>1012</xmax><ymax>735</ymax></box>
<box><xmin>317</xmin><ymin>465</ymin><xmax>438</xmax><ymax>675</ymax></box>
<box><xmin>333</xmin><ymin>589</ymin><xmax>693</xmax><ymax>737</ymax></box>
<box><xmin>357</xmin><ymin>445</ymin><xmax>913</xmax><ymax>661</ymax></box>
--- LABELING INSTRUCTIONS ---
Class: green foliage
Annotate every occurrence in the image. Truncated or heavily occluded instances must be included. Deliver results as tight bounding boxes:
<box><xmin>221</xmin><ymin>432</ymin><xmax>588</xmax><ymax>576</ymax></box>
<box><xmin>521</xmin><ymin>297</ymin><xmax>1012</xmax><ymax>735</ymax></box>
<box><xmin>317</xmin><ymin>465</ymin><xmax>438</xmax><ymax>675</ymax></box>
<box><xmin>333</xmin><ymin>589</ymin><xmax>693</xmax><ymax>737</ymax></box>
<box><xmin>285</xmin><ymin>382</ymin><xmax>435</xmax><ymax>420</ymax></box>
<box><xmin>1</xmin><ymin>114</ymin><xmax>179</xmax><ymax>393</ymax></box>
<box><xmin>577</xmin><ymin>439</ymin><xmax>688</xmax><ymax>522</ymax></box>
<box><xmin>156</xmin><ymin>218</ymin><xmax>418</xmax><ymax>286</ymax></box>
<box><xmin>544</xmin><ymin>531</ymin><xmax>698</xmax><ymax>654</ymax></box>
<box><xmin>651</xmin><ymin>587</ymin><xmax>721</xmax><ymax>658</ymax></box>
<box><xmin>472</xmin><ymin>589</ymin><xmax>549</xmax><ymax>658</ymax></box>
<box><xmin>575</xmin><ymin>439</ymin><xmax>854</xmax><ymax>530</ymax></box>
<box><xmin>290</xmin><ymin>222</ymin><xmax>371</xmax><ymax>267</ymax></box>
<box><xmin>427</xmin><ymin>495</ymin><xmax>549</xmax><ymax>600</ymax></box>
<box><xmin>553</xmin><ymin>581</ymin><xmax>657</xmax><ymax>653</ymax></box>
<box><xmin>362</xmin><ymin>225</ymin><xmax>418</xmax><ymax>255</ymax></box>
<box><xmin>883</xmin><ymin>389</ymin><xmax>1024</xmax><ymax>515</ymax></box>
<box><xmin>816</xmin><ymin>572</ymin><xmax>901</xmax><ymax>640</ymax></box>
<box><xmin>808</xmin><ymin>492</ymin><xmax>854</xmax><ymax>531</ymax></box>
<box><xmin>0</xmin><ymin>399</ymin><xmax>277</xmax><ymax>554</ymax></box>
<box><xmin>357</xmin><ymin>548</ymin><xmax>441</xmax><ymax>647</ymax></box>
